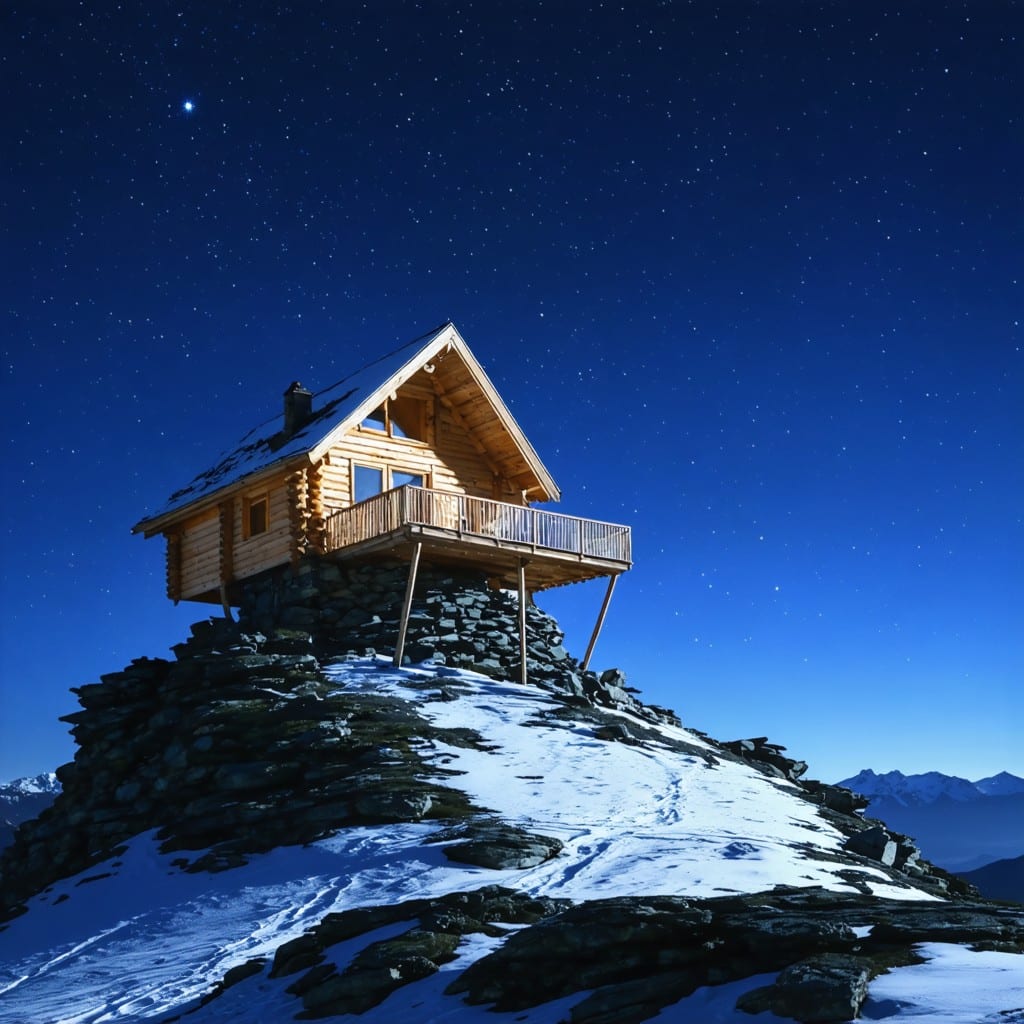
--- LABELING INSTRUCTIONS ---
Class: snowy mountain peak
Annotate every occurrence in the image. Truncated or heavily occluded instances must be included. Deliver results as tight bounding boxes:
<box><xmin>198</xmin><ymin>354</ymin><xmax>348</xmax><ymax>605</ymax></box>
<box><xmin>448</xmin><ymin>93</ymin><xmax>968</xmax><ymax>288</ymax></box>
<box><xmin>0</xmin><ymin>772</ymin><xmax>60</xmax><ymax>799</ymax></box>
<box><xmin>974</xmin><ymin>771</ymin><xmax>1024</xmax><ymax>797</ymax></box>
<box><xmin>837</xmin><ymin>768</ymin><xmax>985</xmax><ymax>806</ymax></box>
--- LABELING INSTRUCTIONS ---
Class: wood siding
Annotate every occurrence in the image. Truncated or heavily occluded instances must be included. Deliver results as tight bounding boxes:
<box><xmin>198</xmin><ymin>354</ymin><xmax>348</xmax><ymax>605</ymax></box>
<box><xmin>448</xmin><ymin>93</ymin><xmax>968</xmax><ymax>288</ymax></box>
<box><xmin>161</xmin><ymin>359</ymin><xmax>564</xmax><ymax>600</ymax></box>
<box><xmin>318</xmin><ymin>383</ymin><xmax>523</xmax><ymax>515</ymax></box>
<box><xmin>232</xmin><ymin>481</ymin><xmax>292</xmax><ymax>580</ymax></box>
<box><xmin>175</xmin><ymin>478</ymin><xmax>293</xmax><ymax>599</ymax></box>
<box><xmin>178</xmin><ymin>507</ymin><xmax>221</xmax><ymax>599</ymax></box>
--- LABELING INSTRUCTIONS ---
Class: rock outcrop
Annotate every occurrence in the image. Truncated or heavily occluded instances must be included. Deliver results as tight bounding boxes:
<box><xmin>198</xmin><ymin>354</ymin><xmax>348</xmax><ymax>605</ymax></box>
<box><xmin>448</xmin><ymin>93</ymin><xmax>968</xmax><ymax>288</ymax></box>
<box><xmin>0</xmin><ymin>558</ymin><xmax>665</xmax><ymax>919</ymax></box>
<box><xmin>2</xmin><ymin>554</ymin><xmax>1015</xmax><ymax>1024</ymax></box>
<box><xmin>239</xmin><ymin>557</ymin><xmax>679</xmax><ymax>726</ymax></box>
<box><xmin>0</xmin><ymin>615</ymin><xmax>486</xmax><ymax>918</ymax></box>
<box><xmin>705</xmin><ymin>732</ymin><xmax>971</xmax><ymax>896</ymax></box>
<box><xmin>446</xmin><ymin>887</ymin><xmax>1024</xmax><ymax>1023</ymax></box>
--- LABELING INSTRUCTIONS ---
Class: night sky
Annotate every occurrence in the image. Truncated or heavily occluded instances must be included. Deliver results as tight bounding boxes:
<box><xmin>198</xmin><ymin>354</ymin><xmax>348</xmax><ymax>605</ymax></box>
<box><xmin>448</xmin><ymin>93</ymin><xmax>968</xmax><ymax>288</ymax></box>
<box><xmin>3</xmin><ymin>3</ymin><xmax>1021</xmax><ymax>785</ymax></box>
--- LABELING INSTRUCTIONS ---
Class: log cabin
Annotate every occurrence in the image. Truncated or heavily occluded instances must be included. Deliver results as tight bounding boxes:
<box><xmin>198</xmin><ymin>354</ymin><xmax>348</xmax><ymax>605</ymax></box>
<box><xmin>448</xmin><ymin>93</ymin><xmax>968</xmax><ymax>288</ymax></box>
<box><xmin>132</xmin><ymin>322</ymin><xmax>631</xmax><ymax>673</ymax></box>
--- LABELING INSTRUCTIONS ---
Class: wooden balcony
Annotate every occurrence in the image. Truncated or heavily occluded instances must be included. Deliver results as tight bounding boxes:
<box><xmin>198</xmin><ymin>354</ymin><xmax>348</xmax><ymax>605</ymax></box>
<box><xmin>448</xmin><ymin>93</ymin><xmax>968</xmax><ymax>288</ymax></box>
<box><xmin>323</xmin><ymin>485</ymin><xmax>631</xmax><ymax>590</ymax></box>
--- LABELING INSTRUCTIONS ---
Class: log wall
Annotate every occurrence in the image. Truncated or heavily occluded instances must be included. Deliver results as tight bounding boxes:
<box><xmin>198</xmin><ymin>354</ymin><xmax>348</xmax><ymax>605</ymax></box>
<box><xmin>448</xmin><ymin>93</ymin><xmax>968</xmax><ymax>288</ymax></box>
<box><xmin>318</xmin><ymin>397</ymin><xmax>524</xmax><ymax>513</ymax></box>
<box><xmin>166</xmin><ymin>372</ymin><xmax>537</xmax><ymax>600</ymax></box>
<box><xmin>178</xmin><ymin>507</ymin><xmax>221</xmax><ymax>599</ymax></box>
<box><xmin>232</xmin><ymin>481</ymin><xmax>292</xmax><ymax>580</ymax></box>
<box><xmin>175</xmin><ymin>479</ymin><xmax>294</xmax><ymax>599</ymax></box>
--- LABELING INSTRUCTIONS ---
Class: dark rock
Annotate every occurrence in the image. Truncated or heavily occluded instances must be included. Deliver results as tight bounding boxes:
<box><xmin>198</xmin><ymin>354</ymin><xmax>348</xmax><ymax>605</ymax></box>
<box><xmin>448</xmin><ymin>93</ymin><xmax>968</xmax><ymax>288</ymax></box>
<box><xmin>593</xmin><ymin>723</ymin><xmax>634</xmax><ymax>743</ymax></box>
<box><xmin>299</xmin><ymin>927</ymin><xmax>461</xmax><ymax>1017</ymax></box>
<box><xmin>845</xmin><ymin>826</ymin><xmax>897</xmax><ymax>867</ymax></box>
<box><xmin>737</xmin><ymin>953</ymin><xmax>871</xmax><ymax>1022</ymax></box>
<box><xmin>353</xmin><ymin>790</ymin><xmax>434</xmax><ymax>822</ymax></box>
<box><xmin>568</xmin><ymin>971</ymin><xmax>699</xmax><ymax>1024</ymax></box>
<box><xmin>448</xmin><ymin>888</ymin><xmax>1024</xmax><ymax>1020</ymax></box>
<box><xmin>440</xmin><ymin>820</ymin><xmax>564</xmax><ymax>870</ymax></box>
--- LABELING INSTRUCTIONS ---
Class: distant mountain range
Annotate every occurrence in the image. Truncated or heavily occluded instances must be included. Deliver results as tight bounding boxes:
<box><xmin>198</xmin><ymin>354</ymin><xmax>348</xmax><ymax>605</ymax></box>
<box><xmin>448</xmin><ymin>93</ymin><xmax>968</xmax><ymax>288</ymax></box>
<box><xmin>837</xmin><ymin>768</ymin><xmax>1024</xmax><ymax>873</ymax></box>
<box><xmin>840</xmin><ymin>768</ymin><xmax>1024</xmax><ymax>806</ymax></box>
<box><xmin>960</xmin><ymin>854</ymin><xmax>1024</xmax><ymax>905</ymax></box>
<box><xmin>0</xmin><ymin>773</ymin><xmax>60</xmax><ymax>850</ymax></box>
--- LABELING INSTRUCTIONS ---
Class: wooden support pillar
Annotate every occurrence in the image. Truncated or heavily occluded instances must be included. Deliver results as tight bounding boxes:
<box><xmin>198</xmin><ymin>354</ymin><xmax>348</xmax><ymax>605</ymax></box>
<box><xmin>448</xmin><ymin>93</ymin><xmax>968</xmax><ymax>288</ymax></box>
<box><xmin>582</xmin><ymin>574</ymin><xmax>618</xmax><ymax>671</ymax></box>
<box><xmin>517</xmin><ymin>559</ymin><xmax>528</xmax><ymax>686</ymax></box>
<box><xmin>393</xmin><ymin>542</ymin><xmax>422</xmax><ymax>668</ymax></box>
<box><xmin>218</xmin><ymin>498</ymin><xmax>235</xmax><ymax>621</ymax></box>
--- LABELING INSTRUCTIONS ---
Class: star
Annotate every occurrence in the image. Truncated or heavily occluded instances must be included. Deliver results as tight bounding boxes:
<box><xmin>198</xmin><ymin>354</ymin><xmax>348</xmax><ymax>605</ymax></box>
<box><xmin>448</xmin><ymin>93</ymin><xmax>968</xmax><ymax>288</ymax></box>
<box><xmin>182</xmin><ymin>100</ymin><xmax>194</xmax><ymax>114</ymax></box>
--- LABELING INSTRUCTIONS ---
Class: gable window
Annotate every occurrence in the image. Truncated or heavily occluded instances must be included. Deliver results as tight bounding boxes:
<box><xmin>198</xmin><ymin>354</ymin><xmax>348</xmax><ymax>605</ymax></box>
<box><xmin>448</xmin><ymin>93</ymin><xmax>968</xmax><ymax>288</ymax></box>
<box><xmin>353</xmin><ymin>464</ymin><xmax>426</xmax><ymax>503</ymax></box>
<box><xmin>360</xmin><ymin>396</ymin><xmax>427</xmax><ymax>442</ymax></box>
<box><xmin>244</xmin><ymin>494</ymin><xmax>269</xmax><ymax>538</ymax></box>
<box><xmin>361</xmin><ymin>407</ymin><xmax>388</xmax><ymax>433</ymax></box>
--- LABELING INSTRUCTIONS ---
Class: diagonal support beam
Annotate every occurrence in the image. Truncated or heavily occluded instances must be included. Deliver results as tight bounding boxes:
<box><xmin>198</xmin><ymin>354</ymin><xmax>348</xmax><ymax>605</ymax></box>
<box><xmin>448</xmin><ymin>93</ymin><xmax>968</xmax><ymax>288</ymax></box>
<box><xmin>393</xmin><ymin>542</ymin><xmax>423</xmax><ymax>668</ymax></box>
<box><xmin>582</xmin><ymin>574</ymin><xmax>618</xmax><ymax>671</ymax></box>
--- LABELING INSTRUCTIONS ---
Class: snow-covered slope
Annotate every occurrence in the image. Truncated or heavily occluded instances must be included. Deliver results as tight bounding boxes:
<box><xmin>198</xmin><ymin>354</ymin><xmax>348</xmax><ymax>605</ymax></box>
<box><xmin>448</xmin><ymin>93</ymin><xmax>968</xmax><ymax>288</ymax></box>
<box><xmin>1</xmin><ymin>660</ymin><xmax>1021</xmax><ymax>1024</ymax></box>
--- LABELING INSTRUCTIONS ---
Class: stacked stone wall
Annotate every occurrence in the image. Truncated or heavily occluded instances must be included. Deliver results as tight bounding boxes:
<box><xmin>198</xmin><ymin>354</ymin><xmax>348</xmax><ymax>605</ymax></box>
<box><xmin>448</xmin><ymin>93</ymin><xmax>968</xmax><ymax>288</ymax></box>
<box><xmin>237</xmin><ymin>556</ymin><xmax>679</xmax><ymax>723</ymax></box>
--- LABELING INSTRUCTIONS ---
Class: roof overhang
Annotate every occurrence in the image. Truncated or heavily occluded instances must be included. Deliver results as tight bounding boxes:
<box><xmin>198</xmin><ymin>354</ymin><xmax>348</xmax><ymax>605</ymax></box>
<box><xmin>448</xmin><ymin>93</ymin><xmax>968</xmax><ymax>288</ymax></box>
<box><xmin>132</xmin><ymin>323</ymin><xmax>560</xmax><ymax>537</ymax></box>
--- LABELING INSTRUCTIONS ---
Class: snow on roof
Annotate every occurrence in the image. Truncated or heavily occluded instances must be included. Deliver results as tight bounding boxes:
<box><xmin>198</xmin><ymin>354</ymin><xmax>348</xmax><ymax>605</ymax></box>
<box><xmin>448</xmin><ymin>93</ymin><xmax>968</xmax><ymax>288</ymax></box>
<box><xmin>134</xmin><ymin>323</ymin><xmax>454</xmax><ymax>532</ymax></box>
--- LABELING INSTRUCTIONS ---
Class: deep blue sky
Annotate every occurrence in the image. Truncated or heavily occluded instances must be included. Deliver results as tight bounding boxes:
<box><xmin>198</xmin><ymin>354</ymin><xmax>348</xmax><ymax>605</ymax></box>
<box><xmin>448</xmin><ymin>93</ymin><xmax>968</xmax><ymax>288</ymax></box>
<box><xmin>2</xmin><ymin>2</ymin><xmax>1021</xmax><ymax>784</ymax></box>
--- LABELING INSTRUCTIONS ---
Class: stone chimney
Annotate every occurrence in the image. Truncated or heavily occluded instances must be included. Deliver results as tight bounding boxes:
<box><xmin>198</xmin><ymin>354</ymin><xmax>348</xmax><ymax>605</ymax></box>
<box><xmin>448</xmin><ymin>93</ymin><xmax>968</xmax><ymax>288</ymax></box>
<box><xmin>283</xmin><ymin>381</ymin><xmax>313</xmax><ymax>436</ymax></box>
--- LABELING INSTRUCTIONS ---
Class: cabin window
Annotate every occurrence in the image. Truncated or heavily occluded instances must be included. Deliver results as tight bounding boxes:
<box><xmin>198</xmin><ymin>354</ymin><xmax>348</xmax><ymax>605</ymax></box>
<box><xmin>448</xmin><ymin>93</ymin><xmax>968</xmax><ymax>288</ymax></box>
<box><xmin>354</xmin><ymin>465</ymin><xmax>384</xmax><ymax>502</ymax></box>
<box><xmin>389</xmin><ymin>396</ymin><xmax>426</xmax><ymax>441</ymax></box>
<box><xmin>244</xmin><ymin>494</ymin><xmax>269</xmax><ymax>538</ymax></box>
<box><xmin>392</xmin><ymin>470</ymin><xmax>425</xmax><ymax>489</ymax></box>
<box><xmin>353</xmin><ymin>464</ymin><xmax>427</xmax><ymax>503</ymax></box>
<box><xmin>361</xmin><ymin>407</ymin><xmax>388</xmax><ymax>433</ymax></box>
<box><xmin>360</xmin><ymin>396</ymin><xmax>427</xmax><ymax>442</ymax></box>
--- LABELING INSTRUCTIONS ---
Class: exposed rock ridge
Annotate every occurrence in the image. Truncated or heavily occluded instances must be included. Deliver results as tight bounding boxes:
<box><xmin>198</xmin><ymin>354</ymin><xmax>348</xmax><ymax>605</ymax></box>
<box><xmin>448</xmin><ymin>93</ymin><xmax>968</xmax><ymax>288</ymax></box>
<box><xmin>177</xmin><ymin>885</ymin><xmax>1024</xmax><ymax>1023</ymax></box>
<box><xmin>0</xmin><ymin>559</ymin><xmax>665</xmax><ymax>920</ymax></box>
<box><xmin>0</xmin><ymin>555</ymin><xmax>976</xmax><ymax>927</ymax></box>
<box><xmin>0</xmin><ymin>620</ymin><xmax>480</xmax><ymax>919</ymax></box>
<box><xmin>448</xmin><ymin>885</ymin><xmax>1024</xmax><ymax>1022</ymax></box>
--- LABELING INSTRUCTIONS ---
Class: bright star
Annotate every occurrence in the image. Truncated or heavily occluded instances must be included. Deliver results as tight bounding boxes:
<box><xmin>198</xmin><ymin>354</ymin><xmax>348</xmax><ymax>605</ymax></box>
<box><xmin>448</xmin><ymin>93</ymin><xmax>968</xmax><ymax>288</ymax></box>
<box><xmin>182</xmin><ymin>100</ymin><xmax>194</xmax><ymax>113</ymax></box>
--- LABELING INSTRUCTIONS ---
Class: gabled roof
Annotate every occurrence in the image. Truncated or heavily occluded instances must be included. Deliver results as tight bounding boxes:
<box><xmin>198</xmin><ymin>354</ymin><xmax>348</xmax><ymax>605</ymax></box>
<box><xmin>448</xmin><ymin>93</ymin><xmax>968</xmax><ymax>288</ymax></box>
<box><xmin>133</xmin><ymin>323</ymin><xmax>560</xmax><ymax>537</ymax></box>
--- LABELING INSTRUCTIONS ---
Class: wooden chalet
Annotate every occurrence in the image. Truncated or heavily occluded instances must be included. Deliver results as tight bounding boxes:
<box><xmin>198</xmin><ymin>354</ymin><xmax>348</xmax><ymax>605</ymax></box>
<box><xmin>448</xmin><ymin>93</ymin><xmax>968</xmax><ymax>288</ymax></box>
<box><xmin>133</xmin><ymin>323</ymin><xmax>631</xmax><ymax>675</ymax></box>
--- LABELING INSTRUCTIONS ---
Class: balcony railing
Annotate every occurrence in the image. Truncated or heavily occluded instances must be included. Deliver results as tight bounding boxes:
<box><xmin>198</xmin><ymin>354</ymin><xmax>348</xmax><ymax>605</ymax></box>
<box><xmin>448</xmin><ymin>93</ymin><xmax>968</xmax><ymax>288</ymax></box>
<box><xmin>324</xmin><ymin>486</ymin><xmax>631</xmax><ymax>565</ymax></box>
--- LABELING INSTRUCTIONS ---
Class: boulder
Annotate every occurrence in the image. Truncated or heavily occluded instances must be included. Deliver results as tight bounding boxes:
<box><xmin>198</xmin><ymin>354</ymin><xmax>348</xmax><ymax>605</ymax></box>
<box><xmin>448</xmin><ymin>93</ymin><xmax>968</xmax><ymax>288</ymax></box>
<box><xmin>736</xmin><ymin>952</ymin><xmax>871</xmax><ymax>1022</ymax></box>
<box><xmin>440</xmin><ymin>820</ymin><xmax>564</xmax><ymax>870</ymax></box>
<box><xmin>844</xmin><ymin>826</ymin><xmax>897</xmax><ymax>867</ymax></box>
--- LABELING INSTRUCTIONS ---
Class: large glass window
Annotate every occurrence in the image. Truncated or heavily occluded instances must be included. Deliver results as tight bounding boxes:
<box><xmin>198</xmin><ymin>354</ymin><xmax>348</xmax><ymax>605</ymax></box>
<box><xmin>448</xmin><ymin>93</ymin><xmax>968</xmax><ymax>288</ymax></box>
<box><xmin>353</xmin><ymin>465</ymin><xmax>425</xmax><ymax>503</ymax></box>
<box><xmin>392</xmin><ymin>470</ymin><xmax>424</xmax><ymax>489</ymax></box>
<box><xmin>354</xmin><ymin>465</ymin><xmax>384</xmax><ymax>502</ymax></box>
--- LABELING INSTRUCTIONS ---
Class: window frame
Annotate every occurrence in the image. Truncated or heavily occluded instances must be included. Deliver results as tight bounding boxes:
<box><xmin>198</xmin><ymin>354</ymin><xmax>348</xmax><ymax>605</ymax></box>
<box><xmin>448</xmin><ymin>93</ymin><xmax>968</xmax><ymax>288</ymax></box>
<box><xmin>358</xmin><ymin>396</ymin><xmax>429</xmax><ymax>444</ymax></box>
<box><xmin>242</xmin><ymin>492</ymin><xmax>270</xmax><ymax>539</ymax></box>
<box><xmin>351</xmin><ymin>462</ymin><xmax>429</xmax><ymax>504</ymax></box>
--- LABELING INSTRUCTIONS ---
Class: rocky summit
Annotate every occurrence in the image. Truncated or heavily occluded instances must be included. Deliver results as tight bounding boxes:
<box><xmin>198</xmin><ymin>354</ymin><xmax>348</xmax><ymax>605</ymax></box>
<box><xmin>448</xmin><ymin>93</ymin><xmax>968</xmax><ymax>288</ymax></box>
<box><xmin>0</xmin><ymin>557</ymin><xmax>1021</xmax><ymax>1024</ymax></box>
